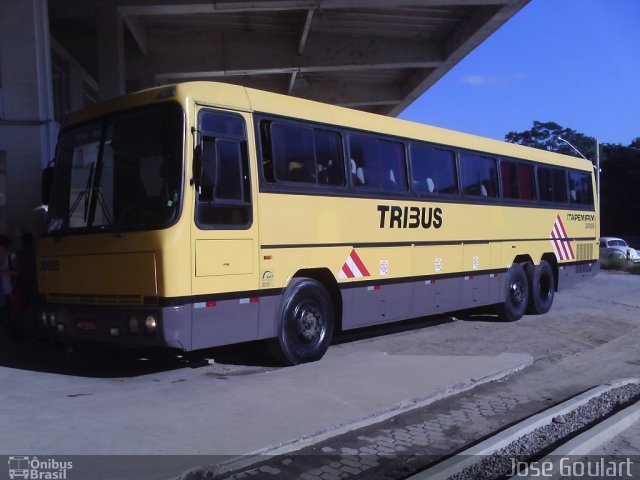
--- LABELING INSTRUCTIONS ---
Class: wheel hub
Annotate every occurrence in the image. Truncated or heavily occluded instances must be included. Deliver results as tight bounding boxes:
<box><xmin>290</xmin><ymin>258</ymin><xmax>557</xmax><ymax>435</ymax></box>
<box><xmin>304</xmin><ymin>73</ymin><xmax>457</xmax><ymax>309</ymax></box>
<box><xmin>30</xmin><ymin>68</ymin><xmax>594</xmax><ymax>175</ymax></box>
<box><xmin>511</xmin><ymin>280</ymin><xmax>525</xmax><ymax>303</ymax></box>
<box><xmin>295</xmin><ymin>304</ymin><xmax>323</xmax><ymax>342</ymax></box>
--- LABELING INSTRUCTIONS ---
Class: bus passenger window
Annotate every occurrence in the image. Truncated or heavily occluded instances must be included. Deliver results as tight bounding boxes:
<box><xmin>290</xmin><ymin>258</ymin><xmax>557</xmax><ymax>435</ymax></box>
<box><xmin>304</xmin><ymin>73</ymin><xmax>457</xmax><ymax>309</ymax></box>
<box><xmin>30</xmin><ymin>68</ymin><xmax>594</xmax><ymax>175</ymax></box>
<box><xmin>379</xmin><ymin>140</ymin><xmax>406</xmax><ymax>192</ymax></box>
<box><xmin>315</xmin><ymin>130</ymin><xmax>344</xmax><ymax>186</ymax></box>
<box><xmin>271</xmin><ymin>123</ymin><xmax>315</xmax><ymax>183</ymax></box>
<box><xmin>538</xmin><ymin>166</ymin><xmax>568</xmax><ymax>203</ymax></box>
<box><xmin>349</xmin><ymin>135</ymin><xmax>406</xmax><ymax>193</ymax></box>
<box><xmin>500</xmin><ymin>161</ymin><xmax>535</xmax><ymax>201</ymax></box>
<box><xmin>460</xmin><ymin>152</ymin><xmax>498</xmax><ymax>198</ymax></box>
<box><xmin>568</xmin><ymin>170</ymin><xmax>593</xmax><ymax>205</ymax></box>
<box><xmin>410</xmin><ymin>144</ymin><xmax>457</xmax><ymax>195</ymax></box>
<box><xmin>261</xmin><ymin>121</ymin><xmax>345</xmax><ymax>187</ymax></box>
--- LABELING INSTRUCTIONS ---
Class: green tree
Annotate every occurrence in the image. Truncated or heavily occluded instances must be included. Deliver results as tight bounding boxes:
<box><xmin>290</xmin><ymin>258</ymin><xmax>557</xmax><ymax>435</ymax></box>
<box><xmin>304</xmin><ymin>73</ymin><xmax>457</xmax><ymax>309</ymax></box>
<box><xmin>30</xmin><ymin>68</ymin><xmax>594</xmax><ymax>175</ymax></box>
<box><xmin>599</xmin><ymin>143</ymin><xmax>640</xmax><ymax>236</ymax></box>
<box><xmin>505</xmin><ymin>121</ymin><xmax>597</xmax><ymax>163</ymax></box>
<box><xmin>506</xmin><ymin>121</ymin><xmax>640</xmax><ymax>237</ymax></box>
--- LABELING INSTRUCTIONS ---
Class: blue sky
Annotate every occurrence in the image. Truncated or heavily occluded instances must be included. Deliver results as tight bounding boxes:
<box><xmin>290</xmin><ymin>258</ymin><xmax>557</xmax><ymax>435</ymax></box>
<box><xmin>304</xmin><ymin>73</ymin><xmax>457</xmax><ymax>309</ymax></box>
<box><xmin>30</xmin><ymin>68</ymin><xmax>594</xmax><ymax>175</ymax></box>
<box><xmin>399</xmin><ymin>0</ymin><xmax>640</xmax><ymax>146</ymax></box>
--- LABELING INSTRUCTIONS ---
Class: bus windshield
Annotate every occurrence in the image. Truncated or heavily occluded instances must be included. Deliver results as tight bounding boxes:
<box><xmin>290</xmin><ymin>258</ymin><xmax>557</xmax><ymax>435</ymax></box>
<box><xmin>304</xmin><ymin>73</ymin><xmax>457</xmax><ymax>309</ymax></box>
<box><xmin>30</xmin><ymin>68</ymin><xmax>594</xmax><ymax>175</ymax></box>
<box><xmin>46</xmin><ymin>102</ymin><xmax>184</xmax><ymax>235</ymax></box>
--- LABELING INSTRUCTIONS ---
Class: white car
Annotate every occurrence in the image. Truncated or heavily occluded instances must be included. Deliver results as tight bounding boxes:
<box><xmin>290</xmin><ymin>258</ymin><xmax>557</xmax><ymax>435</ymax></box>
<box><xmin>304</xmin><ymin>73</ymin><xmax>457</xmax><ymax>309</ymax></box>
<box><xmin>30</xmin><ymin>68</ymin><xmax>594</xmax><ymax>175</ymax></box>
<box><xmin>599</xmin><ymin>237</ymin><xmax>640</xmax><ymax>269</ymax></box>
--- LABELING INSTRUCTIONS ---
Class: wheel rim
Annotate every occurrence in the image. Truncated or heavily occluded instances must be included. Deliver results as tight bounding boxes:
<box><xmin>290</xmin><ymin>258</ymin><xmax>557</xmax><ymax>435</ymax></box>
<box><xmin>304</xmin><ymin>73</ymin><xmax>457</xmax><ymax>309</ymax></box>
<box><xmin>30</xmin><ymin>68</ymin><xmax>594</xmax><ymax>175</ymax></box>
<box><xmin>292</xmin><ymin>301</ymin><xmax>326</xmax><ymax>346</ymax></box>
<box><xmin>510</xmin><ymin>278</ymin><xmax>526</xmax><ymax>305</ymax></box>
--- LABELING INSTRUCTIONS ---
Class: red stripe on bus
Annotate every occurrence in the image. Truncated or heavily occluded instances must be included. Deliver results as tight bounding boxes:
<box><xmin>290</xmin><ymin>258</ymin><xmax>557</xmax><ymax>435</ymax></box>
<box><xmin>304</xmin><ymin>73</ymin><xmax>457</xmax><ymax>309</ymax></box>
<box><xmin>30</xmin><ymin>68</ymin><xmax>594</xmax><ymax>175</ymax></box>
<box><xmin>342</xmin><ymin>264</ymin><xmax>355</xmax><ymax>278</ymax></box>
<box><xmin>350</xmin><ymin>250</ymin><xmax>370</xmax><ymax>276</ymax></box>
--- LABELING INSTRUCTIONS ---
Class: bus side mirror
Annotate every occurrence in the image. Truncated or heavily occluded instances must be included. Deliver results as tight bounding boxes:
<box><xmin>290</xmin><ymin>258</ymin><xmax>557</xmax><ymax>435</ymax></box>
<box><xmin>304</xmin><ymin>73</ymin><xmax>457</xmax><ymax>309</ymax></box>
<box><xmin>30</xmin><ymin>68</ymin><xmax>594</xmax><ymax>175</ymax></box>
<box><xmin>191</xmin><ymin>145</ymin><xmax>203</xmax><ymax>192</ymax></box>
<box><xmin>41</xmin><ymin>163</ymin><xmax>55</xmax><ymax>205</ymax></box>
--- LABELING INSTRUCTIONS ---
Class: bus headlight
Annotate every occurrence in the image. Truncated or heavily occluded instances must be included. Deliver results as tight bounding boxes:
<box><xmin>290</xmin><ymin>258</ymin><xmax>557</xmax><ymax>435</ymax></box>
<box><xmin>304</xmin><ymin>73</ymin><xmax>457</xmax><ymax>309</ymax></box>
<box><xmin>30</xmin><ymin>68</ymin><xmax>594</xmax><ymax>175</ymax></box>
<box><xmin>49</xmin><ymin>312</ymin><xmax>57</xmax><ymax>326</ymax></box>
<box><xmin>144</xmin><ymin>315</ymin><xmax>157</xmax><ymax>333</ymax></box>
<box><xmin>41</xmin><ymin>311</ymin><xmax>48</xmax><ymax>326</ymax></box>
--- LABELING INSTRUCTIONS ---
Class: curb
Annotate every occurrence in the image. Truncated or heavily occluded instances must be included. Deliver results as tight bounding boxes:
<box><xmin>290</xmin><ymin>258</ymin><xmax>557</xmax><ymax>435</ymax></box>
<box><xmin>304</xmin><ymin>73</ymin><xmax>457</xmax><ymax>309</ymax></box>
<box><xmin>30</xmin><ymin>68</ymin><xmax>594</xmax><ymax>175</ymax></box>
<box><xmin>409</xmin><ymin>378</ymin><xmax>640</xmax><ymax>480</ymax></box>
<box><xmin>515</xmin><ymin>400</ymin><xmax>640</xmax><ymax>479</ymax></box>
<box><xmin>179</xmin><ymin>353</ymin><xmax>533</xmax><ymax>479</ymax></box>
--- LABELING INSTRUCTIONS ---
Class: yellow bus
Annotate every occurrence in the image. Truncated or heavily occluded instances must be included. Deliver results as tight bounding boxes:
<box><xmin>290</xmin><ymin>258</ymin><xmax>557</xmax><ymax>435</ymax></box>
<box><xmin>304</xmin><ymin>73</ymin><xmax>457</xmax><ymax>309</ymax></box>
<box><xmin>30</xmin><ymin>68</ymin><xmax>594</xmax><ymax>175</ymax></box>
<box><xmin>37</xmin><ymin>82</ymin><xmax>598</xmax><ymax>365</ymax></box>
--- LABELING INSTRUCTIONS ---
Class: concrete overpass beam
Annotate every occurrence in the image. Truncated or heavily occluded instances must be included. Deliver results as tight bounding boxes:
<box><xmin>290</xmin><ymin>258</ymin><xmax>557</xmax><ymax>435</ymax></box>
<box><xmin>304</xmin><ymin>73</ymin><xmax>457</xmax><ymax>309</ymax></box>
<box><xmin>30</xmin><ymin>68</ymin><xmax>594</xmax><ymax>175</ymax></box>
<box><xmin>152</xmin><ymin>34</ymin><xmax>443</xmax><ymax>81</ymax></box>
<box><xmin>97</xmin><ymin>4</ymin><xmax>126</xmax><ymax>100</ymax></box>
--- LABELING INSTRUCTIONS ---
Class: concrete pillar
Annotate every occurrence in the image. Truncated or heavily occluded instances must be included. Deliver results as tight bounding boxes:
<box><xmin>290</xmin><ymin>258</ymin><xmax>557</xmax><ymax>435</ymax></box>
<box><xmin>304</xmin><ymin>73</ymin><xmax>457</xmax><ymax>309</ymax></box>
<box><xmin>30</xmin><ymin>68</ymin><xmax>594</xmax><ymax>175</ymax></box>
<box><xmin>97</xmin><ymin>4</ymin><xmax>126</xmax><ymax>100</ymax></box>
<box><xmin>0</xmin><ymin>0</ymin><xmax>55</xmax><ymax>238</ymax></box>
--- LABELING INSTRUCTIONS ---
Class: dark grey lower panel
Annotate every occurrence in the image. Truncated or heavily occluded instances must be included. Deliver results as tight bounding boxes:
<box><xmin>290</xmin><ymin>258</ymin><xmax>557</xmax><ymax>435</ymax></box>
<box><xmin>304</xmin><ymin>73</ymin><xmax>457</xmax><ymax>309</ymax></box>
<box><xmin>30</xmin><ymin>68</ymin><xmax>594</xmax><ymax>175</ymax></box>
<box><xmin>39</xmin><ymin>262</ymin><xmax>597</xmax><ymax>351</ymax></box>
<box><xmin>188</xmin><ymin>294</ymin><xmax>281</xmax><ymax>351</ymax></box>
<box><xmin>341</xmin><ymin>272</ymin><xmax>505</xmax><ymax>331</ymax></box>
<box><xmin>557</xmin><ymin>260</ymin><xmax>600</xmax><ymax>290</ymax></box>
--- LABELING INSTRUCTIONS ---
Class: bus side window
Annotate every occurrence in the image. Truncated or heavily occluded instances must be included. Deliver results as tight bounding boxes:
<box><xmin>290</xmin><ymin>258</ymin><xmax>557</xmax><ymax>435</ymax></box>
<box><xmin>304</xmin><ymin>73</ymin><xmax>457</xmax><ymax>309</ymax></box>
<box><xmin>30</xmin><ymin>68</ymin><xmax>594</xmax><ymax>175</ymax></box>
<box><xmin>410</xmin><ymin>144</ymin><xmax>457</xmax><ymax>196</ymax></box>
<box><xmin>538</xmin><ymin>166</ymin><xmax>568</xmax><ymax>203</ymax></box>
<box><xmin>265</xmin><ymin>122</ymin><xmax>345</xmax><ymax>187</ymax></box>
<box><xmin>500</xmin><ymin>161</ymin><xmax>535</xmax><ymax>201</ymax></box>
<box><xmin>349</xmin><ymin>135</ymin><xmax>373</xmax><ymax>188</ymax></box>
<box><xmin>349</xmin><ymin>135</ymin><xmax>406</xmax><ymax>193</ymax></box>
<box><xmin>260</xmin><ymin>121</ymin><xmax>275</xmax><ymax>183</ymax></box>
<box><xmin>568</xmin><ymin>170</ymin><xmax>593</xmax><ymax>205</ymax></box>
<box><xmin>517</xmin><ymin>163</ymin><xmax>536</xmax><ymax>200</ymax></box>
<box><xmin>315</xmin><ymin>130</ymin><xmax>344</xmax><ymax>186</ymax></box>
<box><xmin>460</xmin><ymin>152</ymin><xmax>498</xmax><ymax>198</ymax></box>
<box><xmin>551</xmin><ymin>168</ymin><xmax>568</xmax><ymax>203</ymax></box>
<box><xmin>379</xmin><ymin>140</ymin><xmax>406</xmax><ymax>192</ymax></box>
<box><xmin>270</xmin><ymin>123</ymin><xmax>315</xmax><ymax>183</ymax></box>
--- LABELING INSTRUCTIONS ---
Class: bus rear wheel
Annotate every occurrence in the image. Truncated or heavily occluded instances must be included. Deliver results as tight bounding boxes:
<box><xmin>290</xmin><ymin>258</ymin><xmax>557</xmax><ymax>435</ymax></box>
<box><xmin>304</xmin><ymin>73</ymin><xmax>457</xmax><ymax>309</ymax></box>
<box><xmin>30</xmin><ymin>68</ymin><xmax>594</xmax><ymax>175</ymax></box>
<box><xmin>525</xmin><ymin>260</ymin><xmax>555</xmax><ymax>315</ymax></box>
<box><xmin>269</xmin><ymin>277</ymin><xmax>334</xmax><ymax>366</ymax></box>
<box><xmin>498</xmin><ymin>263</ymin><xmax>529</xmax><ymax>321</ymax></box>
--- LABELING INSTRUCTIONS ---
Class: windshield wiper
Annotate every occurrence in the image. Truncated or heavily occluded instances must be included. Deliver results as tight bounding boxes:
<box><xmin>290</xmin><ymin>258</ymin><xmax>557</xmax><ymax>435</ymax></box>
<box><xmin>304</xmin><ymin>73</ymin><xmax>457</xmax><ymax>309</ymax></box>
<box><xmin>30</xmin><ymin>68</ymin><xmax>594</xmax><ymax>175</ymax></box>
<box><xmin>94</xmin><ymin>188</ymin><xmax>123</xmax><ymax>237</ymax></box>
<box><xmin>66</xmin><ymin>190</ymin><xmax>86</xmax><ymax>220</ymax></box>
<box><xmin>65</xmin><ymin>162</ymin><xmax>95</xmax><ymax>226</ymax></box>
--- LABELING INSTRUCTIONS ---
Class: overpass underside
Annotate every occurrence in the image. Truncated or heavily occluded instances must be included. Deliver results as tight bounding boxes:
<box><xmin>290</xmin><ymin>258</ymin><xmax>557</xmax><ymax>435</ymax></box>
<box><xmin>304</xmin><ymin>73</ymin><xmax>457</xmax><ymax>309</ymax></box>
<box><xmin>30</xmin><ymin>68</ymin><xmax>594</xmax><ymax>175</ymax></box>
<box><xmin>0</xmin><ymin>0</ymin><xmax>528</xmax><ymax>238</ymax></box>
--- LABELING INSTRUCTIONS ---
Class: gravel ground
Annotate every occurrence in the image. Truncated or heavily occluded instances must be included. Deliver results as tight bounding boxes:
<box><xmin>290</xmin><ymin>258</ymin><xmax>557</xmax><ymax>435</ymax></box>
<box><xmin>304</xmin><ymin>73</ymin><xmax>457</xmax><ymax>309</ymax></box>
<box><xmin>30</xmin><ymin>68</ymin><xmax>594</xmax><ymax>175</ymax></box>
<box><xmin>449</xmin><ymin>383</ymin><xmax>640</xmax><ymax>480</ymax></box>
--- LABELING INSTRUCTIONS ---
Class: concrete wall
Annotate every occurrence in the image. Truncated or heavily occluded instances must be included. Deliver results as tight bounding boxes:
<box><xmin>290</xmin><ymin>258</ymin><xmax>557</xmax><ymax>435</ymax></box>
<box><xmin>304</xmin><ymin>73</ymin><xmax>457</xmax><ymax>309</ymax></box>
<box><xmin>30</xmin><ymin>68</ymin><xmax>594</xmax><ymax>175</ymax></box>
<box><xmin>0</xmin><ymin>0</ymin><xmax>56</xmax><ymax>239</ymax></box>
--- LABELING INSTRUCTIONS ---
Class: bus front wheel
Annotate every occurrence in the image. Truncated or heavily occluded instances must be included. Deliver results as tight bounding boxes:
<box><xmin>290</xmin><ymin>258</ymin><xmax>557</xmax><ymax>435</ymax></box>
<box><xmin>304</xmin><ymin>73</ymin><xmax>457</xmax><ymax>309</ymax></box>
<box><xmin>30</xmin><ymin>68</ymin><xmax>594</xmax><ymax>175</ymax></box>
<box><xmin>498</xmin><ymin>263</ymin><xmax>529</xmax><ymax>321</ymax></box>
<box><xmin>270</xmin><ymin>277</ymin><xmax>334</xmax><ymax>366</ymax></box>
<box><xmin>525</xmin><ymin>261</ymin><xmax>555</xmax><ymax>315</ymax></box>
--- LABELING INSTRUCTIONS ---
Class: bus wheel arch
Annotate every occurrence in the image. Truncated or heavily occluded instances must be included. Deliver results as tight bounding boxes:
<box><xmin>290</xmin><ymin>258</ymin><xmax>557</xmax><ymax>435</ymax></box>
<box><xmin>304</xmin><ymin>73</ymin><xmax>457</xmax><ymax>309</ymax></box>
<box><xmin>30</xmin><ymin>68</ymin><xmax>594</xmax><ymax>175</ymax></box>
<box><xmin>269</xmin><ymin>272</ymin><xmax>337</xmax><ymax>366</ymax></box>
<box><xmin>292</xmin><ymin>268</ymin><xmax>343</xmax><ymax>332</ymax></box>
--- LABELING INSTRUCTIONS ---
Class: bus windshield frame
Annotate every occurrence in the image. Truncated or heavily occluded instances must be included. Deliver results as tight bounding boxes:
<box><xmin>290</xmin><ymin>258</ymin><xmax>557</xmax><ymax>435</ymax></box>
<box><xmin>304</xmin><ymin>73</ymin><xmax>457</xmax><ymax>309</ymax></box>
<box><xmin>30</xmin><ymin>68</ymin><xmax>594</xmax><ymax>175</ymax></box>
<box><xmin>46</xmin><ymin>102</ymin><xmax>185</xmax><ymax>236</ymax></box>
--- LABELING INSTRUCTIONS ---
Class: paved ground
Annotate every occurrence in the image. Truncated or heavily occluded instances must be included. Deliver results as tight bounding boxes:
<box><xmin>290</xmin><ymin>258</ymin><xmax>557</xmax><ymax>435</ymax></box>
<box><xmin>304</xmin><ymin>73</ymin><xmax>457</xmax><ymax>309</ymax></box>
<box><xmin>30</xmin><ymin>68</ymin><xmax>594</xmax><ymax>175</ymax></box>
<box><xmin>1</xmin><ymin>269</ymin><xmax>639</xmax><ymax>480</ymax></box>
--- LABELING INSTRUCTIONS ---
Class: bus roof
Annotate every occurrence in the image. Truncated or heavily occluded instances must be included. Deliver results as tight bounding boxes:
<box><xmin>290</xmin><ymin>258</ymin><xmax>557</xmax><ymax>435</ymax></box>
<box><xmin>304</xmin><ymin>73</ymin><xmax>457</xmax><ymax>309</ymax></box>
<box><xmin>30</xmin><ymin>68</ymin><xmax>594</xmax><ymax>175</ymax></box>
<box><xmin>65</xmin><ymin>81</ymin><xmax>592</xmax><ymax>171</ymax></box>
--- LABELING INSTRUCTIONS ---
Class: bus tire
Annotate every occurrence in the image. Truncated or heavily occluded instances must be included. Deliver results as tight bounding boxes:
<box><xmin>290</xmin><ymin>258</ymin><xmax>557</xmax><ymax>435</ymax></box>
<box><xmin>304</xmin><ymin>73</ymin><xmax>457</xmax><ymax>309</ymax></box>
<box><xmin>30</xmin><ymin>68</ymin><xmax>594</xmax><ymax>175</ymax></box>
<box><xmin>498</xmin><ymin>263</ymin><xmax>529</xmax><ymax>322</ymax></box>
<box><xmin>525</xmin><ymin>261</ymin><xmax>555</xmax><ymax>315</ymax></box>
<box><xmin>269</xmin><ymin>277</ymin><xmax>334</xmax><ymax>366</ymax></box>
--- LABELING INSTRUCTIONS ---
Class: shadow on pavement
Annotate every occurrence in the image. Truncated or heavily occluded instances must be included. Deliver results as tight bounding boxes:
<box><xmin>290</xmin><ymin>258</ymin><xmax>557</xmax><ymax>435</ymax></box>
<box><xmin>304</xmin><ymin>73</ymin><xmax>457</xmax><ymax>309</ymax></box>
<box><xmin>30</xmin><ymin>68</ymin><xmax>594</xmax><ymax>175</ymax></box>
<box><xmin>0</xmin><ymin>313</ymin><xmax>467</xmax><ymax>378</ymax></box>
<box><xmin>0</xmin><ymin>333</ymin><xmax>279</xmax><ymax>378</ymax></box>
<box><xmin>334</xmin><ymin>314</ymin><xmax>454</xmax><ymax>345</ymax></box>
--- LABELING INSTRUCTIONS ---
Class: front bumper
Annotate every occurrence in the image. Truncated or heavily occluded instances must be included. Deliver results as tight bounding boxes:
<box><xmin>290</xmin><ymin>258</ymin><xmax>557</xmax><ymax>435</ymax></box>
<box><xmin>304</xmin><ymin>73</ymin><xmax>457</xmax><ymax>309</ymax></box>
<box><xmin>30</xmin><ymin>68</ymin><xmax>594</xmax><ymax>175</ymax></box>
<box><xmin>37</xmin><ymin>303</ymin><xmax>192</xmax><ymax>350</ymax></box>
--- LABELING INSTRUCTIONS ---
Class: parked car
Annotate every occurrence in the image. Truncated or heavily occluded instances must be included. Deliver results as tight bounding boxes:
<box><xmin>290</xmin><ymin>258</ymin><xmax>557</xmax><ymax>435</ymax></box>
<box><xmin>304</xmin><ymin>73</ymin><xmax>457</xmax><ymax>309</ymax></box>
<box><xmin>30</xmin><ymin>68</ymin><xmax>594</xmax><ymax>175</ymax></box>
<box><xmin>599</xmin><ymin>237</ymin><xmax>640</xmax><ymax>269</ymax></box>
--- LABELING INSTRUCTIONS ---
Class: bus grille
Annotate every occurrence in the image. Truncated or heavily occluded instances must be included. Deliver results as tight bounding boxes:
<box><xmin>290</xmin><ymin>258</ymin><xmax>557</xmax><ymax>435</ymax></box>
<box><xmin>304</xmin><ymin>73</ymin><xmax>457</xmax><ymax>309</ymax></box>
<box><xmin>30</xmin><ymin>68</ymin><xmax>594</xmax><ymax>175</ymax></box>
<box><xmin>47</xmin><ymin>293</ymin><xmax>144</xmax><ymax>306</ymax></box>
<box><xmin>576</xmin><ymin>242</ymin><xmax>594</xmax><ymax>262</ymax></box>
<box><xmin>575</xmin><ymin>242</ymin><xmax>595</xmax><ymax>273</ymax></box>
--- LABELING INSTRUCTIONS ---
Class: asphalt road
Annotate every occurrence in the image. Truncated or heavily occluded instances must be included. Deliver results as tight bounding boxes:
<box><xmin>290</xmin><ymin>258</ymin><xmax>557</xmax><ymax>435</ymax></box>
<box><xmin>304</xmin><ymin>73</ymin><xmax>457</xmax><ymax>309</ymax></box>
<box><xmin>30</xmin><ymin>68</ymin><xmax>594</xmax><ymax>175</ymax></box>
<box><xmin>1</xmin><ymin>269</ymin><xmax>639</xmax><ymax>480</ymax></box>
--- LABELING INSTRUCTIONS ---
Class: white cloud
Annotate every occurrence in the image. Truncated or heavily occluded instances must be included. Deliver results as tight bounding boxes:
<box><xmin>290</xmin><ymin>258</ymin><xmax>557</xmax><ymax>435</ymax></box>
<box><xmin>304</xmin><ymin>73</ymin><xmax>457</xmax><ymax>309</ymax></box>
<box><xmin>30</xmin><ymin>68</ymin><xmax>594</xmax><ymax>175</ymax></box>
<box><xmin>461</xmin><ymin>73</ymin><xmax>525</xmax><ymax>87</ymax></box>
